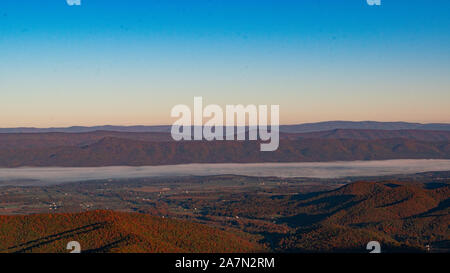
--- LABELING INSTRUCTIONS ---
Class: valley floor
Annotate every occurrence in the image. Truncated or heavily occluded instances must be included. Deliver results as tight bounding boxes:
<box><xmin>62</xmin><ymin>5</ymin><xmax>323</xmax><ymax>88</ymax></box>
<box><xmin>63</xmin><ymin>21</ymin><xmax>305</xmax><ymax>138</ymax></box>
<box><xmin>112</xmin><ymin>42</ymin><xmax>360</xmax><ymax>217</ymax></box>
<box><xmin>0</xmin><ymin>171</ymin><xmax>448</xmax><ymax>253</ymax></box>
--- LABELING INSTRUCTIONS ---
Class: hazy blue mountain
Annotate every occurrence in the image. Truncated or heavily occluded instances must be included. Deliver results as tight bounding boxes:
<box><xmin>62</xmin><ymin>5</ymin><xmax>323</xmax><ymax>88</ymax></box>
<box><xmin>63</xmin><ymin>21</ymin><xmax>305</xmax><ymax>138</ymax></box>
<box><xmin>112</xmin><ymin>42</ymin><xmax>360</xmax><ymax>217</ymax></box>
<box><xmin>279</xmin><ymin>121</ymin><xmax>450</xmax><ymax>133</ymax></box>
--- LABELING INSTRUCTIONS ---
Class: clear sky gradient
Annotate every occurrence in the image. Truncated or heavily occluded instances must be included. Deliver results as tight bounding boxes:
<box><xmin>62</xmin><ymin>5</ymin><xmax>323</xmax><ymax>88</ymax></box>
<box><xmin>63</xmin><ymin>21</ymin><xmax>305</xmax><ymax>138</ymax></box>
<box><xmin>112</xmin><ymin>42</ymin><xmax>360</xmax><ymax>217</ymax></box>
<box><xmin>0</xmin><ymin>0</ymin><xmax>449</xmax><ymax>127</ymax></box>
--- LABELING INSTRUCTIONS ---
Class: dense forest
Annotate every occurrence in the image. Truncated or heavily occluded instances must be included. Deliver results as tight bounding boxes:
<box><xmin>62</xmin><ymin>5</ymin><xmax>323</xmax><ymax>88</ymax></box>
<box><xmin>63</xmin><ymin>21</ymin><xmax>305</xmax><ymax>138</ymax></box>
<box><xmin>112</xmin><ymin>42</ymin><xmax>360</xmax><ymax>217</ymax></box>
<box><xmin>0</xmin><ymin>210</ymin><xmax>263</xmax><ymax>253</ymax></box>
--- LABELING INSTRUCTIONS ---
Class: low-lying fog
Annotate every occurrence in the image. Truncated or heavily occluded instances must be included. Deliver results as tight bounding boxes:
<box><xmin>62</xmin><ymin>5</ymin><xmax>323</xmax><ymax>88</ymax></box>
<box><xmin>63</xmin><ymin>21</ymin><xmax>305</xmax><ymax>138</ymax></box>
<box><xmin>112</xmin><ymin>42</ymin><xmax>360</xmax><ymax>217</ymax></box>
<box><xmin>0</xmin><ymin>159</ymin><xmax>449</xmax><ymax>186</ymax></box>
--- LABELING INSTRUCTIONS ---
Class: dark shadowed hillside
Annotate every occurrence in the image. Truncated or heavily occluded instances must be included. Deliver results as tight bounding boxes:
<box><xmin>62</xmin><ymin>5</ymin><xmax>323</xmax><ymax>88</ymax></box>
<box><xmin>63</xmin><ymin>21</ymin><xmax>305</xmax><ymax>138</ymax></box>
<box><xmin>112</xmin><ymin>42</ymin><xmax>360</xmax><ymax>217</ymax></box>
<box><xmin>276</xmin><ymin>181</ymin><xmax>450</xmax><ymax>252</ymax></box>
<box><xmin>0</xmin><ymin>131</ymin><xmax>173</xmax><ymax>149</ymax></box>
<box><xmin>0</xmin><ymin>210</ymin><xmax>263</xmax><ymax>253</ymax></box>
<box><xmin>284</xmin><ymin>129</ymin><xmax>450</xmax><ymax>142</ymax></box>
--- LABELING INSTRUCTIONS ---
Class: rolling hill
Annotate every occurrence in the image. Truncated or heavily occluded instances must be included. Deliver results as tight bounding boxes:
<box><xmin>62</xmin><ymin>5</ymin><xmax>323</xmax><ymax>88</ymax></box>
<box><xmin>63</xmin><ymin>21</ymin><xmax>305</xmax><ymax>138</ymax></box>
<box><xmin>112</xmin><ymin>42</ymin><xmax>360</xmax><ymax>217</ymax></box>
<box><xmin>0</xmin><ymin>210</ymin><xmax>263</xmax><ymax>253</ymax></box>
<box><xmin>278</xmin><ymin>181</ymin><xmax>449</xmax><ymax>252</ymax></box>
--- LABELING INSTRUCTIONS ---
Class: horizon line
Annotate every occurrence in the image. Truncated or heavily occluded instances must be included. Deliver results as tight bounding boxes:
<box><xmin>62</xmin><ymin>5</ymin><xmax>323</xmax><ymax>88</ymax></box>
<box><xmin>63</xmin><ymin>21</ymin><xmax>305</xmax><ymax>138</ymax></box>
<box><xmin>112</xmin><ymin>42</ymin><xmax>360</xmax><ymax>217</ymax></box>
<box><xmin>1</xmin><ymin>120</ymin><xmax>450</xmax><ymax>130</ymax></box>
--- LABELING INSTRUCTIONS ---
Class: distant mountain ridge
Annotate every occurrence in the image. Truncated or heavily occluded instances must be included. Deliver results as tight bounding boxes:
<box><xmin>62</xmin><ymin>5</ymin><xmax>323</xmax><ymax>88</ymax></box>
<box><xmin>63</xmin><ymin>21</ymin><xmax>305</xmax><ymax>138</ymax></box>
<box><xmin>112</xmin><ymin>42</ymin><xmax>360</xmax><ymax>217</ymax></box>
<box><xmin>285</xmin><ymin>129</ymin><xmax>450</xmax><ymax>142</ymax></box>
<box><xmin>279</xmin><ymin>121</ymin><xmax>450</xmax><ymax>133</ymax></box>
<box><xmin>0</xmin><ymin>125</ymin><xmax>172</xmax><ymax>134</ymax></box>
<box><xmin>1</xmin><ymin>121</ymin><xmax>449</xmax><ymax>134</ymax></box>
<box><xmin>0</xmin><ymin>129</ymin><xmax>449</xmax><ymax>150</ymax></box>
<box><xmin>0</xmin><ymin>137</ymin><xmax>448</xmax><ymax>167</ymax></box>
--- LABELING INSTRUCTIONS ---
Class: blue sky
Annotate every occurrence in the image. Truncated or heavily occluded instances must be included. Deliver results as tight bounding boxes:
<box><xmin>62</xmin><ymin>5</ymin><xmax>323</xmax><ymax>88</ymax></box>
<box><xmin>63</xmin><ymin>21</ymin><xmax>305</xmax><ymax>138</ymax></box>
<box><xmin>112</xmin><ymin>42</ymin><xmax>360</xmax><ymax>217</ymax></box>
<box><xmin>0</xmin><ymin>0</ymin><xmax>449</xmax><ymax>126</ymax></box>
